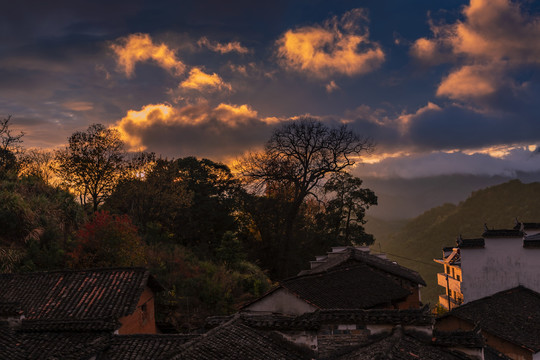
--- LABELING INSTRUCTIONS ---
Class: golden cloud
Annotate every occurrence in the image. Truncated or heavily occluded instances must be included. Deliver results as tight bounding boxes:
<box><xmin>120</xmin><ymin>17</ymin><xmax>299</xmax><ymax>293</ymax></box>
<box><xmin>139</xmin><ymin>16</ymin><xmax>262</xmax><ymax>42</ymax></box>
<box><xmin>180</xmin><ymin>67</ymin><xmax>232</xmax><ymax>92</ymax></box>
<box><xmin>111</xmin><ymin>33</ymin><xmax>185</xmax><ymax>78</ymax></box>
<box><xmin>412</xmin><ymin>0</ymin><xmax>540</xmax><ymax>101</ymax></box>
<box><xmin>436</xmin><ymin>64</ymin><xmax>498</xmax><ymax>100</ymax></box>
<box><xmin>276</xmin><ymin>8</ymin><xmax>385</xmax><ymax>78</ymax></box>
<box><xmin>114</xmin><ymin>102</ymin><xmax>278</xmax><ymax>151</ymax></box>
<box><xmin>197</xmin><ymin>37</ymin><xmax>250</xmax><ymax>54</ymax></box>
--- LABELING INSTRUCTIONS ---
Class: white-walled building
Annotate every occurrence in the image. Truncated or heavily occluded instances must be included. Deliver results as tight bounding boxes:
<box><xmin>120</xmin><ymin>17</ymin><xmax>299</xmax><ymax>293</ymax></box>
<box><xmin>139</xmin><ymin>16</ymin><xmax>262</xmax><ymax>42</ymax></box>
<box><xmin>435</xmin><ymin>221</ymin><xmax>540</xmax><ymax>307</ymax></box>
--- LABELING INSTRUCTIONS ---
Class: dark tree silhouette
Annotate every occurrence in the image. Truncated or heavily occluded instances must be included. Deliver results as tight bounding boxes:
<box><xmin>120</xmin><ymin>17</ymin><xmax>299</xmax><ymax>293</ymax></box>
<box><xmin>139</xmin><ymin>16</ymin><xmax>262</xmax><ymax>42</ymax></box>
<box><xmin>55</xmin><ymin>124</ymin><xmax>126</xmax><ymax>212</ymax></box>
<box><xmin>238</xmin><ymin>118</ymin><xmax>374</xmax><ymax>277</ymax></box>
<box><xmin>0</xmin><ymin>116</ymin><xmax>24</xmax><ymax>175</ymax></box>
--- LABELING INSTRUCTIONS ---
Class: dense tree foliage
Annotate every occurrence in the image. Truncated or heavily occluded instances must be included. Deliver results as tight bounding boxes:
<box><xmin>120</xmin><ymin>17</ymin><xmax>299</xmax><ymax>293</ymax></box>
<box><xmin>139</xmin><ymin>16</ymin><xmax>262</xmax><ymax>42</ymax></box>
<box><xmin>1</xmin><ymin>118</ymin><xmax>378</xmax><ymax>330</ymax></box>
<box><xmin>0</xmin><ymin>175</ymin><xmax>83</xmax><ymax>271</ymax></box>
<box><xmin>68</xmin><ymin>211</ymin><xmax>147</xmax><ymax>268</ymax></box>
<box><xmin>323</xmin><ymin>172</ymin><xmax>377</xmax><ymax>246</ymax></box>
<box><xmin>55</xmin><ymin>124</ymin><xmax>126</xmax><ymax>212</ymax></box>
<box><xmin>106</xmin><ymin>157</ymin><xmax>244</xmax><ymax>258</ymax></box>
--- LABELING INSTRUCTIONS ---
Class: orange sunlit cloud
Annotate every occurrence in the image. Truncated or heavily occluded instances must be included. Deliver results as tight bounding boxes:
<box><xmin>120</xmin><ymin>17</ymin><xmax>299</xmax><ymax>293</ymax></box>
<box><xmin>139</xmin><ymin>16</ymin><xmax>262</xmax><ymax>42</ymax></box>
<box><xmin>411</xmin><ymin>0</ymin><xmax>540</xmax><ymax>102</ymax></box>
<box><xmin>111</xmin><ymin>33</ymin><xmax>185</xmax><ymax>78</ymax></box>
<box><xmin>197</xmin><ymin>37</ymin><xmax>250</xmax><ymax>54</ymax></box>
<box><xmin>436</xmin><ymin>64</ymin><xmax>498</xmax><ymax>100</ymax></box>
<box><xmin>114</xmin><ymin>102</ymin><xmax>280</xmax><ymax>151</ymax></box>
<box><xmin>276</xmin><ymin>8</ymin><xmax>385</xmax><ymax>78</ymax></box>
<box><xmin>180</xmin><ymin>67</ymin><xmax>232</xmax><ymax>92</ymax></box>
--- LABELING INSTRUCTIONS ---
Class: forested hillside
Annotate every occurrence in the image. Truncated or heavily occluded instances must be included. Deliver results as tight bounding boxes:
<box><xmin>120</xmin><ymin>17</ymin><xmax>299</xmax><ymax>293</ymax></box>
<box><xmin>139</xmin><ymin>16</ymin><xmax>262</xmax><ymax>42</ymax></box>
<box><xmin>0</xmin><ymin>118</ymin><xmax>378</xmax><ymax>330</ymax></box>
<box><xmin>369</xmin><ymin>180</ymin><xmax>540</xmax><ymax>305</ymax></box>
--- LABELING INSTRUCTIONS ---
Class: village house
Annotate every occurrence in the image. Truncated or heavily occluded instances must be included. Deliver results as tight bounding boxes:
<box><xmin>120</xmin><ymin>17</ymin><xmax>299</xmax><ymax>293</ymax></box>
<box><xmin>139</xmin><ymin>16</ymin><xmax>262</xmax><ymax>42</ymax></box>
<box><xmin>201</xmin><ymin>307</ymin><xmax>510</xmax><ymax>359</ymax></box>
<box><xmin>241</xmin><ymin>246</ymin><xmax>426</xmax><ymax>315</ymax></box>
<box><xmin>0</xmin><ymin>267</ymin><xmax>163</xmax><ymax>335</ymax></box>
<box><xmin>0</xmin><ymin>262</ymin><xmax>513</xmax><ymax>359</ymax></box>
<box><xmin>434</xmin><ymin>221</ymin><xmax>540</xmax><ymax>309</ymax></box>
<box><xmin>0</xmin><ymin>267</ymin><xmax>206</xmax><ymax>359</ymax></box>
<box><xmin>436</xmin><ymin>286</ymin><xmax>540</xmax><ymax>360</ymax></box>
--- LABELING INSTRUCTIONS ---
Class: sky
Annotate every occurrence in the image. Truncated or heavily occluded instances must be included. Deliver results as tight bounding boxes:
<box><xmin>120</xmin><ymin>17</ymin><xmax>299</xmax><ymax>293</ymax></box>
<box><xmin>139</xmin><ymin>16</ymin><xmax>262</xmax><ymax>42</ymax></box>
<box><xmin>2</xmin><ymin>0</ymin><xmax>540</xmax><ymax>179</ymax></box>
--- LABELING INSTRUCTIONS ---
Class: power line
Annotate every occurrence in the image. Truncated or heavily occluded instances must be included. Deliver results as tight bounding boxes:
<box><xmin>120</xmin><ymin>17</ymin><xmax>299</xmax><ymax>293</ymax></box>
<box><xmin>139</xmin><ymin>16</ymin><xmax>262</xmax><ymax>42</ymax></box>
<box><xmin>372</xmin><ymin>249</ymin><xmax>441</xmax><ymax>268</ymax></box>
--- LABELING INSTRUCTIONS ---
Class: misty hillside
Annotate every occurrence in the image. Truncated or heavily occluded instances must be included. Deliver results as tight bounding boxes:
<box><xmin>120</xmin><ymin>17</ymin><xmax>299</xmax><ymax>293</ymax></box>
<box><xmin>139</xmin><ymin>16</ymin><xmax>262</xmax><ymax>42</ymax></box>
<box><xmin>362</xmin><ymin>172</ymin><xmax>540</xmax><ymax>220</ymax></box>
<box><xmin>366</xmin><ymin>179</ymin><xmax>540</xmax><ymax>306</ymax></box>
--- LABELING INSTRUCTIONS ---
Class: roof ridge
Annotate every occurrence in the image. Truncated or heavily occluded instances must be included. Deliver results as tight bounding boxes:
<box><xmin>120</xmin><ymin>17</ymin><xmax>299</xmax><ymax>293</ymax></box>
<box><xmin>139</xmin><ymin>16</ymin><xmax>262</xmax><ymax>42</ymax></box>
<box><xmin>282</xmin><ymin>261</ymin><xmax>371</xmax><ymax>282</ymax></box>
<box><xmin>447</xmin><ymin>286</ymin><xmax>540</xmax><ymax>314</ymax></box>
<box><xmin>0</xmin><ymin>267</ymin><xmax>148</xmax><ymax>276</ymax></box>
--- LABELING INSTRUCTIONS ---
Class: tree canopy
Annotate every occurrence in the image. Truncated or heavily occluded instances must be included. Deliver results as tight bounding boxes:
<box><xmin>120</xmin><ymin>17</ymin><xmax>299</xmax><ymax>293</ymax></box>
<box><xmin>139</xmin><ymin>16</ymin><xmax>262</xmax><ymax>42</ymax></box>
<box><xmin>238</xmin><ymin>118</ymin><xmax>375</xmax><ymax>277</ymax></box>
<box><xmin>55</xmin><ymin>124</ymin><xmax>126</xmax><ymax>212</ymax></box>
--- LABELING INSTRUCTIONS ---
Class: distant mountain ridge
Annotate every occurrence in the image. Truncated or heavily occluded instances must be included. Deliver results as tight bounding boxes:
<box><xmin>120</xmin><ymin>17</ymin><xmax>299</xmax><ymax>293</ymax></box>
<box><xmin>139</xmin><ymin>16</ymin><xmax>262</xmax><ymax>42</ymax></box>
<box><xmin>362</xmin><ymin>172</ymin><xmax>540</xmax><ymax>220</ymax></box>
<box><xmin>366</xmin><ymin>179</ymin><xmax>540</xmax><ymax>306</ymax></box>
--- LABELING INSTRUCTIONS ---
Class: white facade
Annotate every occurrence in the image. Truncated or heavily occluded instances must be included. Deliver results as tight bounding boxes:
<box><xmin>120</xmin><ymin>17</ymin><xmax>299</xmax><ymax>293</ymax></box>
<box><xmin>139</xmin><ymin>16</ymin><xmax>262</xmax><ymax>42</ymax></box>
<box><xmin>461</xmin><ymin>233</ymin><xmax>540</xmax><ymax>303</ymax></box>
<box><xmin>242</xmin><ymin>287</ymin><xmax>317</xmax><ymax>315</ymax></box>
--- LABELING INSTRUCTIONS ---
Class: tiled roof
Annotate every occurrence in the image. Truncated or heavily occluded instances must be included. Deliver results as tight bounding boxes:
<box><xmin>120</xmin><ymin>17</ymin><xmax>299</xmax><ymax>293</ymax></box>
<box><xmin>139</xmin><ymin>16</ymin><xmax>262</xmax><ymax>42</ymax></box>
<box><xmin>20</xmin><ymin>318</ymin><xmax>119</xmax><ymax>332</ymax></box>
<box><xmin>168</xmin><ymin>318</ymin><xmax>311</xmax><ymax>360</ymax></box>
<box><xmin>523</xmin><ymin>233</ymin><xmax>540</xmax><ymax>247</ymax></box>
<box><xmin>300</xmin><ymin>247</ymin><xmax>426</xmax><ymax>286</ymax></box>
<box><xmin>311</xmin><ymin>307</ymin><xmax>433</xmax><ymax>326</ymax></box>
<box><xmin>0</xmin><ymin>301</ymin><xmax>22</xmax><ymax>317</ymax></box>
<box><xmin>432</xmin><ymin>328</ymin><xmax>484</xmax><ymax>348</ymax></box>
<box><xmin>0</xmin><ymin>326</ymin><xmax>111</xmax><ymax>360</ymax></box>
<box><xmin>332</xmin><ymin>326</ymin><xmax>471</xmax><ymax>360</ymax></box>
<box><xmin>211</xmin><ymin>308</ymin><xmax>433</xmax><ymax>332</ymax></box>
<box><xmin>282</xmin><ymin>263</ymin><xmax>412</xmax><ymax>309</ymax></box>
<box><xmin>514</xmin><ymin>222</ymin><xmax>540</xmax><ymax>231</ymax></box>
<box><xmin>457</xmin><ymin>238</ymin><xmax>485</xmax><ymax>248</ymax></box>
<box><xmin>0</xmin><ymin>268</ymin><xmax>160</xmax><ymax>323</ymax></box>
<box><xmin>438</xmin><ymin>286</ymin><xmax>540</xmax><ymax>352</ymax></box>
<box><xmin>482</xmin><ymin>229</ymin><xmax>524</xmax><ymax>238</ymax></box>
<box><xmin>98</xmin><ymin>334</ymin><xmax>198</xmax><ymax>360</ymax></box>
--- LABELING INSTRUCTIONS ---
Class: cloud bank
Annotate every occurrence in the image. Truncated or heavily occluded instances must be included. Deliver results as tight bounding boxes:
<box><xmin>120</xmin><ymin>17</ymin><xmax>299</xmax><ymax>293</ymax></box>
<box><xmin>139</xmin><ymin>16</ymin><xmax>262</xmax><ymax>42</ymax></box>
<box><xmin>276</xmin><ymin>8</ymin><xmax>385</xmax><ymax>78</ymax></box>
<box><xmin>114</xmin><ymin>102</ymin><xmax>280</xmax><ymax>160</ymax></box>
<box><xmin>111</xmin><ymin>33</ymin><xmax>185</xmax><ymax>77</ymax></box>
<box><xmin>412</xmin><ymin>0</ymin><xmax>540</xmax><ymax>106</ymax></box>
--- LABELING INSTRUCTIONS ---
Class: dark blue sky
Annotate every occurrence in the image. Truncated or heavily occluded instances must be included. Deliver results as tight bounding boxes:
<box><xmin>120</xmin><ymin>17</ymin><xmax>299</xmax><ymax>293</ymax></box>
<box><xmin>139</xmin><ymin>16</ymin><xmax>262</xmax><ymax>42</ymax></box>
<box><xmin>1</xmin><ymin>0</ymin><xmax>540</xmax><ymax>178</ymax></box>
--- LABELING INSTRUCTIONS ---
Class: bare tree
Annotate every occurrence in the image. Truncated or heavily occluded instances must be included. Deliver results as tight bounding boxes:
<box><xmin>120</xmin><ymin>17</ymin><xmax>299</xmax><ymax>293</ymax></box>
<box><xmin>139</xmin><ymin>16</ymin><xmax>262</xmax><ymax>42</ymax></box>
<box><xmin>0</xmin><ymin>116</ymin><xmax>24</xmax><ymax>174</ymax></box>
<box><xmin>238</xmin><ymin>118</ymin><xmax>374</xmax><ymax>276</ymax></box>
<box><xmin>18</xmin><ymin>148</ymin><xmax>56</xmax><ymax>184</ymax></box>
<box><xmin>55</xmin><ymin>124</ymin><xmax>126</xmax><ymax>212</ymax></box>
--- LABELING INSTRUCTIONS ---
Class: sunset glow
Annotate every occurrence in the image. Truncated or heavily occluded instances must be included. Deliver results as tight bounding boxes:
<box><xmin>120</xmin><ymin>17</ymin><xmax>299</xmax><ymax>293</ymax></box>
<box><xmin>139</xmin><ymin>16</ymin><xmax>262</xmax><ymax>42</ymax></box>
<box><xmin>3</xmin><ymin>0</ymin><xmax>540</xmax><ymax>179</ymax></box>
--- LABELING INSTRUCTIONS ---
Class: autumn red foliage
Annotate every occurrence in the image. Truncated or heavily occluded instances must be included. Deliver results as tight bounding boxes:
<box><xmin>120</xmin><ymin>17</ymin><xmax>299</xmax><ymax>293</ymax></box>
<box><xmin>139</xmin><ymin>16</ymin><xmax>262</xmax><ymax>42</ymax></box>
<box><xmin>68</xmin><ymin>211</ymin><xmax>147</xmax><ymax>268</ymax></box>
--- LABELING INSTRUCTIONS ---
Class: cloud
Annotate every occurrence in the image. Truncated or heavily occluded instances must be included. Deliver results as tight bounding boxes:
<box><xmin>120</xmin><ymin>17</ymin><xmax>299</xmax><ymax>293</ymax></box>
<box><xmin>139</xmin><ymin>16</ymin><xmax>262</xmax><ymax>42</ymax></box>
<box><xmin>436</xmin><ymin>64</ymin><xmax>499</xmax><ymax>100</ymax></box>
<box><xmin>361</xmin><ymin>146</ymin><xmax>540</xmax><ymax>179</ymax></box>
<box><xmin>113</xmin><ymin>102</ymin><xmax>281</xmax><ymax>159</ymax></box>
<box><xmin>325</xmin><ymin>80</ymin><xmax>340</xmax><ymax>93</ymax></box>
<box><xmin>180</xmin><ymin>67</ymin><xmax>232</xmax><ymax>92</ymax></box>
<box><xmin>61</xmin><ymin>101</ymin><xmax>94</xmax><ymax>111</ymax></box>
<box><xmin>411</xmin><ymin>0</ymin><xmax>540</xmax><ymax>106</ymax></box>
<box><xmin>197</xmin><ymin>37</ymin><xmax>250</xmax><ymax>54</ymax></box>
<box><xmin>110</xmin><ymin>33</ymin><xmax>185</xmax><ymax>78</ymax></box>
<box><xmin>276</xmin><ymin>8</ymin><xmax>385</xmax><ymax>78</ymax></box>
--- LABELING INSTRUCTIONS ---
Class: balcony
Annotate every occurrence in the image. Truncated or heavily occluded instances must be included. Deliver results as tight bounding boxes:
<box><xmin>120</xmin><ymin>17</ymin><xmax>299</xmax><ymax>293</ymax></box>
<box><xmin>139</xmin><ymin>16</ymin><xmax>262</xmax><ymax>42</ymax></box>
<box><xmin>438</xmin><ymin>294</ymin><xmax>461</xmax><ymax>310</ymax></box>
<box><xmin>437</xmin><ymin>273</ymin><xmax>461</xmax><ymax>293</ymax></box>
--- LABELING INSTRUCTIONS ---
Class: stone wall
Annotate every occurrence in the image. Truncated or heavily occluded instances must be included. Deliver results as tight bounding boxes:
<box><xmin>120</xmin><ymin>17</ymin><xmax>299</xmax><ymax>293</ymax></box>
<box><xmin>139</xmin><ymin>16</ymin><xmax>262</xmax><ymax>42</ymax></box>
<box><xmin>317</xmin><ymin>324</ymin><xmax>370</xmax><ymax>358</ymax></box>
